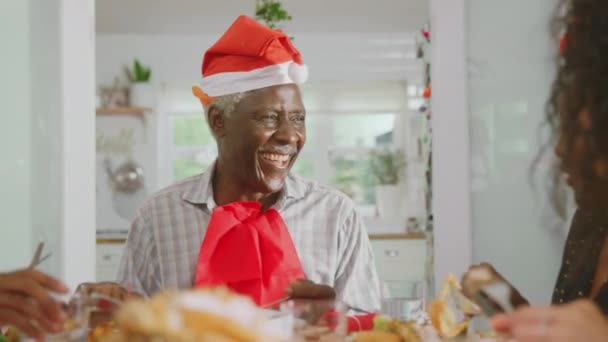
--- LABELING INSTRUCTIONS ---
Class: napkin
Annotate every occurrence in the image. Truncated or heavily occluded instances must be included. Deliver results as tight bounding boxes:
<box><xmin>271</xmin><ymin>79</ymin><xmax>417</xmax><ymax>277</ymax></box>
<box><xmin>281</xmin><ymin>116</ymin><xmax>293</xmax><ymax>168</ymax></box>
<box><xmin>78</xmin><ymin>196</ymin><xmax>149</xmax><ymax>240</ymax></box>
<box><xmin>195</xmin><ymin>202</ymin><xmax>305</xmax><ymax>306</ymax></box>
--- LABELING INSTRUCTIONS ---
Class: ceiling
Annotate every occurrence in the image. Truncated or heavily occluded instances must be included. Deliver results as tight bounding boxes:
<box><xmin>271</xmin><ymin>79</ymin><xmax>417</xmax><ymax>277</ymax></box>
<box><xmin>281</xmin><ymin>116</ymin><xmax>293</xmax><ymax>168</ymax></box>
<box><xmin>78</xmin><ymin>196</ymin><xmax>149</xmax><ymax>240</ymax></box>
<box><xmin>96</xmin><ymin>0</ymin><xmax>429</xmax><ymax>34</ymax></box>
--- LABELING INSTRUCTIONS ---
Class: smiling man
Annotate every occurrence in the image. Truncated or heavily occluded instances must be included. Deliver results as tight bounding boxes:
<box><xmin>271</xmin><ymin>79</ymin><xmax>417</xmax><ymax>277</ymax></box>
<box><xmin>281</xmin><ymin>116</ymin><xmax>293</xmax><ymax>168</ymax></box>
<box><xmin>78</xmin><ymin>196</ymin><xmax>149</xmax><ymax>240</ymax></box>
<box><xmin>97</xmin><ymin>15</ymin><xmax>381</xmax><ymax>313</ymax></box>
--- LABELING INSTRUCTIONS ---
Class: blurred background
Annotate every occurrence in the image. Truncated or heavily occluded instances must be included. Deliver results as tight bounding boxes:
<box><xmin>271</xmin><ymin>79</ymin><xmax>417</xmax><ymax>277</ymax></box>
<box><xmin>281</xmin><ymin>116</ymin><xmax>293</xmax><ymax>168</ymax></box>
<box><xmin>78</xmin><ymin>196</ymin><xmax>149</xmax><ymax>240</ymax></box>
<box><xmin>1</xmin><ymin>0</ymin><xmax>571</xmax><ymax>304</ymax></box>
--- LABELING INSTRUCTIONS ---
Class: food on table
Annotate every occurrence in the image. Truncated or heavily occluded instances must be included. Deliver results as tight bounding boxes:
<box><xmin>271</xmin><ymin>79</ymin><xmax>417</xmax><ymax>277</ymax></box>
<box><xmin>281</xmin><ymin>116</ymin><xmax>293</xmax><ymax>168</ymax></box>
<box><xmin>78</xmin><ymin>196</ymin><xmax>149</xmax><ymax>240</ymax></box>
<box><xmin>353</xmin><ymin>315</ymin><xmax>421</xmax><ymax>342</ymax></box>
<box><xmin>372</xmin><ymin>315</ymin><xmax>391</xmax><ymax>331</ymax></box>
<box><xmin>293</xmin><ymin>325</ymin><xmax>334</xmax><ymax>341</ymax></box>
<box><xmin>429</xmin><ymin>274</ymin><xmax>478</xmax><ymax>338</ymax></box>
<box><xmin>475</xmin><ymin>330</ymin><xmax>499</xmax><ymax>338</ymax></box>
<box><xmin>88</xmin><ymin>321</ymin><xmax>118</xmax><ymax>342</ymax></box>
<box><xmin>354</xmin><ymin>331</ymin><xmax>402</xmax><ymax>342</ymax></box>
<box><xmin>1</xmin><ymin>327</ymin><xmax>18</xmax><ymax>342</ymax></box>
<box><xmin>62</xmin><ymin>318</ymin><xmax>82</xmax><ymax>332</ymax></box>
<box><xmin>96</xmin><ymin>287</ymin><xmax>281</xmax><ymax>342</ymax></box>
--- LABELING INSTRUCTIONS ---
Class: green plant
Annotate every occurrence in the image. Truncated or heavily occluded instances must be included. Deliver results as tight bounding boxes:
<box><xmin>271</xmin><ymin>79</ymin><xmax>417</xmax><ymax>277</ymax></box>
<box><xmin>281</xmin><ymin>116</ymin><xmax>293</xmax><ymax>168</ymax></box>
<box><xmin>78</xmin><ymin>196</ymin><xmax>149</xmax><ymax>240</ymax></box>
<box><xmin>126</xmin><ymin>59</ymin><xmax>151</xmax><ymax>83</ymax></box>
<box><xmin>255</xmin><ymin>0</ymin><xmax>292</xmax><ymax>30</ymax></box>
<box><xmin>369</xmin><ymin>148</ymin><xmax>406</xmax><ymax>185</ymax></box>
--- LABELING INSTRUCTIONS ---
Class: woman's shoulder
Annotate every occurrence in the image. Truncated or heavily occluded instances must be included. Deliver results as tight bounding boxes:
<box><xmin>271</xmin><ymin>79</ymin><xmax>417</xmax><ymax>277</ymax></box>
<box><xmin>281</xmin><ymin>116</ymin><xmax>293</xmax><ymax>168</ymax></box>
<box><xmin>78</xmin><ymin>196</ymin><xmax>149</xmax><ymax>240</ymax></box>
<box><xmin>567</xmin><ymin>208</ymin><xmax>606</xmax><ymax>240</ymax></box>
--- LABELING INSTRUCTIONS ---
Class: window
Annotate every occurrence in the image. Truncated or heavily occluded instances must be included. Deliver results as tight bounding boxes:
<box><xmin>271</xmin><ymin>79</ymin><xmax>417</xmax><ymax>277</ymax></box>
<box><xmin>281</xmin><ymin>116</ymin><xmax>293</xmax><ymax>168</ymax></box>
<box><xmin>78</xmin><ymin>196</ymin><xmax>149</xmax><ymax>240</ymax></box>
<box><xmin>169</xmin><ymin>113</ymin><xmax>216</xmax><ymax>182</ymax></box>
<box><xmin>161</xmin><ymin>81</ymin><xmax>422</xmax><ymax>219</ymax></box>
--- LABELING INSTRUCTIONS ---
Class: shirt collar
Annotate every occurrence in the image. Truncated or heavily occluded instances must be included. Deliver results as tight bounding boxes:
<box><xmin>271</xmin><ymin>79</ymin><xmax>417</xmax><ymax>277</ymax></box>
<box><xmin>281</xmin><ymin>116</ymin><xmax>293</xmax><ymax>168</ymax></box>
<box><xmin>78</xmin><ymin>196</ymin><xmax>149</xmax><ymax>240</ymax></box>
<box><xmin>181</xmin><ymin>162</ymin><xmax>217</xmax><ymax>209</ymax></box>
<box><xmin>181</xmin><ymin>161</ymin><xmax>307</xmax><ymax>209</ymax></box>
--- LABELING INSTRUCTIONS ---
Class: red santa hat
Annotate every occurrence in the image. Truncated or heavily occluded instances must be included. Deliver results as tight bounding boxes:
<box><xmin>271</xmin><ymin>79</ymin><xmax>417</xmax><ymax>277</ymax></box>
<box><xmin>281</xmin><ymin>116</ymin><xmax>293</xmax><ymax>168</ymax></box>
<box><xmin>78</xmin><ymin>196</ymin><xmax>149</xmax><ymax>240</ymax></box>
<box><xmin>193</xmin><ymin>15</ymin><xmax>308</xmax><ymax>104</ymax></box>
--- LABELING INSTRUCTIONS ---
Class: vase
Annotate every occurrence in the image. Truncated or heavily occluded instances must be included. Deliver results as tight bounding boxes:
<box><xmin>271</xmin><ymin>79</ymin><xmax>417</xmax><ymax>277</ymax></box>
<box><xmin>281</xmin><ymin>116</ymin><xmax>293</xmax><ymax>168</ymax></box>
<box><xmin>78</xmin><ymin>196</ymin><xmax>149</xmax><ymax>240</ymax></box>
<box><xmin>130</xmin><ymin>83</ymin><xmax>156</xmax><ymax>108</ymax></box>
<box><xmin>376</xmin><ymin>184</ymin><xmax>407</xmax><ymax>219</ymax></box>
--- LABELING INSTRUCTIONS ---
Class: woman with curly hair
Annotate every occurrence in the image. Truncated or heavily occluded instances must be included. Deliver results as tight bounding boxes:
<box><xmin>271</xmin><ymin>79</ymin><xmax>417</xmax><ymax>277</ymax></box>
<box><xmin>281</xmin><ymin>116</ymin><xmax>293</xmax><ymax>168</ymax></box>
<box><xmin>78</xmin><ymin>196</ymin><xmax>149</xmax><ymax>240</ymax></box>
<box><xmin>487</xmin><ymin>0</ymin><xmax>608</xmax><ymax>340</ymax></box>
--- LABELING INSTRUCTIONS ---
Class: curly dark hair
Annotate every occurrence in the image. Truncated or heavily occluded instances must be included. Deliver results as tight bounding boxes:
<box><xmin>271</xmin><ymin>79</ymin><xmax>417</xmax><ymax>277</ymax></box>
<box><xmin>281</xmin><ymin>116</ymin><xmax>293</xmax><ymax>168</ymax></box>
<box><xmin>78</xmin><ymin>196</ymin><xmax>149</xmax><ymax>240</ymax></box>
<box><xmin>547</xmin><ymin>0</ymin><xmax>608</xmax><ymax>209</ymax></box>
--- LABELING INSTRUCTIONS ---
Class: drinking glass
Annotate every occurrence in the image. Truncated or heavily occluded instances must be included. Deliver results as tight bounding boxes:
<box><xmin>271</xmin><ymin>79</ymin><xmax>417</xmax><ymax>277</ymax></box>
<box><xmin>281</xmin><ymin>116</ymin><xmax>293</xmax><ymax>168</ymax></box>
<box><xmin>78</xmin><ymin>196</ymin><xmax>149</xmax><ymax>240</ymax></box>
<box><xmin>381</xmin><ymin>280</ymin><xmax>426</xmax><ymax>322</ymax></box>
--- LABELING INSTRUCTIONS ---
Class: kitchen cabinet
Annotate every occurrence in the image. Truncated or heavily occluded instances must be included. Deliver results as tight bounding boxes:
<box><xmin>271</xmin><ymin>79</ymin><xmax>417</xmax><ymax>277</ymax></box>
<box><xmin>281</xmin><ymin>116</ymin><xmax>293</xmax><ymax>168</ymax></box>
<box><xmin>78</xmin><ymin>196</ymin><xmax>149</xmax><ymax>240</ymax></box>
<box><xmin>96</xmin><ymin>234</ymin><xmax>431</xmax><ymax>291</ymax></box>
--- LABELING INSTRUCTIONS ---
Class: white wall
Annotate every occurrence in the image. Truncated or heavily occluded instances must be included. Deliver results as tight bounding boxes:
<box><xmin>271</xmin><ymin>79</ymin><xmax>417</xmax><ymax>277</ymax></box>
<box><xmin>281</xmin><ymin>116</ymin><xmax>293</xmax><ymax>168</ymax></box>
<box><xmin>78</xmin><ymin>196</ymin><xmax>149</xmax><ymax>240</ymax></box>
<box><xmin>0</xmin><ymin>0</ymin><xmax>33</xmax><ymax>269</ymax></box>
<box><xmin>0</xmin><ymin>0</ymin><xmax>96</xmax><ymax>291</ymax></box>
<box><xmin>432</xmin><ymin>0</ymin><xmax>568</xmax><ymax>304</ymax></box>
<box><xmin>95</xmin><ymin>0</ymin><xmax>428</xmax><ymax>35</ymax></box>
<box><xmin>467</xmin><ymin>0</ymin><xmax>566</xmax><ymax>305</ymax></box>
<box><xmin>29</xmin><ymin>0</ymin><xmax>63</xmax><ymax>278</ymax></box>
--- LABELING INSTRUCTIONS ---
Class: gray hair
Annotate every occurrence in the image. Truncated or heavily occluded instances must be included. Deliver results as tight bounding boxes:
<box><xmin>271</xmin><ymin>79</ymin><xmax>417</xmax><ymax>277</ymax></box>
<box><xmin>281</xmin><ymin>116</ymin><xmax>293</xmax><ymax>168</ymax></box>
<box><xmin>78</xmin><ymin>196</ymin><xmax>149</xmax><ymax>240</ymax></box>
<box><xmin>203</xmin><ymin>91</ymin><xmax>253</xmax><ymax>118</ymax></box>
<box><xmin>203</xmin><ymin>91</ymin><xmax>254</xmax><ymax>139</ymax></box>
<box><xmin>202</xmin><ymin>88</ymin><xmax>264</xmax><ymax>138</ymax></box>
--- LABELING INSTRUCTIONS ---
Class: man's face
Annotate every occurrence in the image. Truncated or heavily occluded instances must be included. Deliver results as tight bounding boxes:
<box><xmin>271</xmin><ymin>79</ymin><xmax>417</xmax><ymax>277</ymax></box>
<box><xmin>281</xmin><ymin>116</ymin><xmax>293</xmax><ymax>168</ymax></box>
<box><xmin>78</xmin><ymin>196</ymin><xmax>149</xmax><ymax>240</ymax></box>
<box><xmin>216</xmin><ymin>84</ymin><xmax>306</xmax><ymax>193</ymax></box>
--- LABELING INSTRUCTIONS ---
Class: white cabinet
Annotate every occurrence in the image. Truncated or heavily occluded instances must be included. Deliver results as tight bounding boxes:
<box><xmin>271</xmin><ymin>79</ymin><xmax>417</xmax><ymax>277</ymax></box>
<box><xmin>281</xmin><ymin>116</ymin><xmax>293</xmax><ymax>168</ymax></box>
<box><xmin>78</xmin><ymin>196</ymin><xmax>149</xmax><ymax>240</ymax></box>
<box><xmin>96</xmin><ymin>241</ymin><xmax>125</xmax><ymax>282</ymax></box>
<box><xmin>95</xmin><ymin>235</ymin><xmax>430</xmax><ymax>291</ymax></box>
<box><xmin>369</xmin><ymin>234</ymin><xmax>429</xmax><ymax>296</ymax></box>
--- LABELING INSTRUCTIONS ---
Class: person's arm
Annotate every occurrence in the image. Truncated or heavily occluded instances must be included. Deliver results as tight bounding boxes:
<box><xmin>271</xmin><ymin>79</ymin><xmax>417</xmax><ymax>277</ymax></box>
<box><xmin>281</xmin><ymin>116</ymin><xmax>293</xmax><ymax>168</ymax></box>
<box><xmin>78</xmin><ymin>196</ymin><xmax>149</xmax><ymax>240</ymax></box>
<box><xmin>75</xmin><ymin>208</ymin><xmax>157</xmax><ymax>301</ymax></box>
<box><xmin>491</xmin><ymin>299</ymin><xmax>608</xmax><ymax>342</ymax></box>
<box><xmin>116</xmin><ymin>209</ymin><xmax>160</xmax><ymax>297</ymax></box>
<box><xmin>333</xmin><ymin>208</ymin><xmax>381</xmax><ymax>313</ymax></box>
<box><xmin>0</xmin><ymin>269</ymin><xmax>68</xmax><ymax>340</ymax></box>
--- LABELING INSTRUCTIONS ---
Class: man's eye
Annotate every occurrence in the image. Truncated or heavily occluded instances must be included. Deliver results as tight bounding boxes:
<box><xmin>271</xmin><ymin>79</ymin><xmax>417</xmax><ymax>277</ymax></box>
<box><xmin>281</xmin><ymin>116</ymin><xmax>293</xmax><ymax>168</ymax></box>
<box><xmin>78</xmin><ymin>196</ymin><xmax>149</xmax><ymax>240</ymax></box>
<box><xmin>293</xmin><ymin>115</ymin><xmax>305</xmax><ymax>123</ymax></box>
<box><xmin>262</xmin><ymin>114</ymin><xmax>278</xmax><ymax>121</ymax></box>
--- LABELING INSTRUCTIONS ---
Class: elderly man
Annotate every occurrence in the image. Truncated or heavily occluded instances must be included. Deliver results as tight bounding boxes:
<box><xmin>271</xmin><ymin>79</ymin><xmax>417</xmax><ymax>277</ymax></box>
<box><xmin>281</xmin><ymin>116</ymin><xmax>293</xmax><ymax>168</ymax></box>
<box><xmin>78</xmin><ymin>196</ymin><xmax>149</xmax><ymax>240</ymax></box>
<box><xmin>87</xmin><ymin>15</ymin><xmax>381</xmax><ymax>313</ymax></box>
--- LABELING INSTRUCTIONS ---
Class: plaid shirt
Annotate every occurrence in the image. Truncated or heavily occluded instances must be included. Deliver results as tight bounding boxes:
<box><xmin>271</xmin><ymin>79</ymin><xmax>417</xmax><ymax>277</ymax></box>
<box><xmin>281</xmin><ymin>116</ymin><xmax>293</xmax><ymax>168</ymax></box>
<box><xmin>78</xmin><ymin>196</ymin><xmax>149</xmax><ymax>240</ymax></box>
<box><xmin>117</xmin><ymin>166</ymin><xmax>381</xmax><ymax>312</ymax></box>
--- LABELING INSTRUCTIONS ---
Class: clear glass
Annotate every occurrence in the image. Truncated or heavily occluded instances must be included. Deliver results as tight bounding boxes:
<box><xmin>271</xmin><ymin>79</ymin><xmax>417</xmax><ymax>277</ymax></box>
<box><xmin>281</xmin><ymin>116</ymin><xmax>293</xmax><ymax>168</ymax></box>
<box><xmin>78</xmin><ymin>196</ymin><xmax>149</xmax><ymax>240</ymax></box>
<box><xmin>381</xmin><ymin>280</ymin><xmax>426</xmax><ymax>322</ymax></box>
<box><xmin>280</xmin><ymin>299</ymin><xmax>348</xmax><ymax>341</ymax></box>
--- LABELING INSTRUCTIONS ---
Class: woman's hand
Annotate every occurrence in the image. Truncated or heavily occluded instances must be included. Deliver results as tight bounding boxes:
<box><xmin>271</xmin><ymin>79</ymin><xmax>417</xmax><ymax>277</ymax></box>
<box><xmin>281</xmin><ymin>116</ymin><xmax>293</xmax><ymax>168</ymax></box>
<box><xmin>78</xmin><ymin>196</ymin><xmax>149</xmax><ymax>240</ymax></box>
<box><xmin>491</xmin><ymin>299</ymin><xmax>608</xmax><ymax>342</ymax></box>
<box><xmin>0</xmin><ymin>269</ymin><xmax>69</xmax><ymax>340</ymax></box>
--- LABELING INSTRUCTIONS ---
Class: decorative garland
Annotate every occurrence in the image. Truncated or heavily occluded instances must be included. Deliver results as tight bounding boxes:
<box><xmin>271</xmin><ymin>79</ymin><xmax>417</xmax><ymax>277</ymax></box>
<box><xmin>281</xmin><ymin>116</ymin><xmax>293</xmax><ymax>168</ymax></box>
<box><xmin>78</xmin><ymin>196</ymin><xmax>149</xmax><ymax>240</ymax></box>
<box><xmin>416</xmin><ymin>23</ymin><xmax>433</xmax><ymax>225</ymax></box>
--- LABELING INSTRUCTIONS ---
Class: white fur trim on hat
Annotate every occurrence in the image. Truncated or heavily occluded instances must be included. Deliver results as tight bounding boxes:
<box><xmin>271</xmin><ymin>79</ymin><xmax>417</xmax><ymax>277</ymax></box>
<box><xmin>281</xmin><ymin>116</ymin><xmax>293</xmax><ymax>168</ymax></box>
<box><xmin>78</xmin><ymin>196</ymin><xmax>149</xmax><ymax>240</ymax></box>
<box><xmin>201</xmin><ymin>61</ymin><xmax>309</xmax><ymax>97</ymax></box>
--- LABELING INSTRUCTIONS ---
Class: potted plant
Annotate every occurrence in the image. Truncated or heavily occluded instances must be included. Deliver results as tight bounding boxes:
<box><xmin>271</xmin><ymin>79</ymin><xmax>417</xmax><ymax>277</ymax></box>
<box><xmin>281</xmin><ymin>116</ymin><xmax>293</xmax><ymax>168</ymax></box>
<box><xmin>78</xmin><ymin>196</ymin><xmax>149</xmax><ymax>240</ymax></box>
<box><xmin>126</xmin><ymin>59</ymin><xmax>154</xmax><ymax>108</ymax></box>
<box><xmin>369</xmin><ymin>148</ymin><xmax>407</xmax><ymax>218</ymax></box>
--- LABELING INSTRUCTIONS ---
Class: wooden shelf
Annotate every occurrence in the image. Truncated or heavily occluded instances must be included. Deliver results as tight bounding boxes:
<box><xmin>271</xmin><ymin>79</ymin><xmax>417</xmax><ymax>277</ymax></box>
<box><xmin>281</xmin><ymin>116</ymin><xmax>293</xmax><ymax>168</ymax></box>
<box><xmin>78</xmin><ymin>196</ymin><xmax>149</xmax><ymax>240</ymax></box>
<box><xmin>369</xmin><ymin>233</ymin><xmax>426</xmax><ymax>240</ymax></box>
<box><xmin>96</xmin><ymin>238</ymin><xmax>127</xmax><ymax>244</ymax></box>
<box><xmin>96</xmin><ymin>107</ymin><xmax>151</xmax><ymax>116</ymax></box>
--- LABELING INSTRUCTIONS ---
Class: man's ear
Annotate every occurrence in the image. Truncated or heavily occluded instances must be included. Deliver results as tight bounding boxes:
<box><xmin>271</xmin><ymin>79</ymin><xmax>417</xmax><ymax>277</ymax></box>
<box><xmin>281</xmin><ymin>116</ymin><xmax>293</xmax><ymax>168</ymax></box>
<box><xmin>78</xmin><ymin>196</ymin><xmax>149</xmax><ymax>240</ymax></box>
<box><xmin>207</xmin><ymin>106</ymin><xmax>226</xmax><ymax>138</ymax></box>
